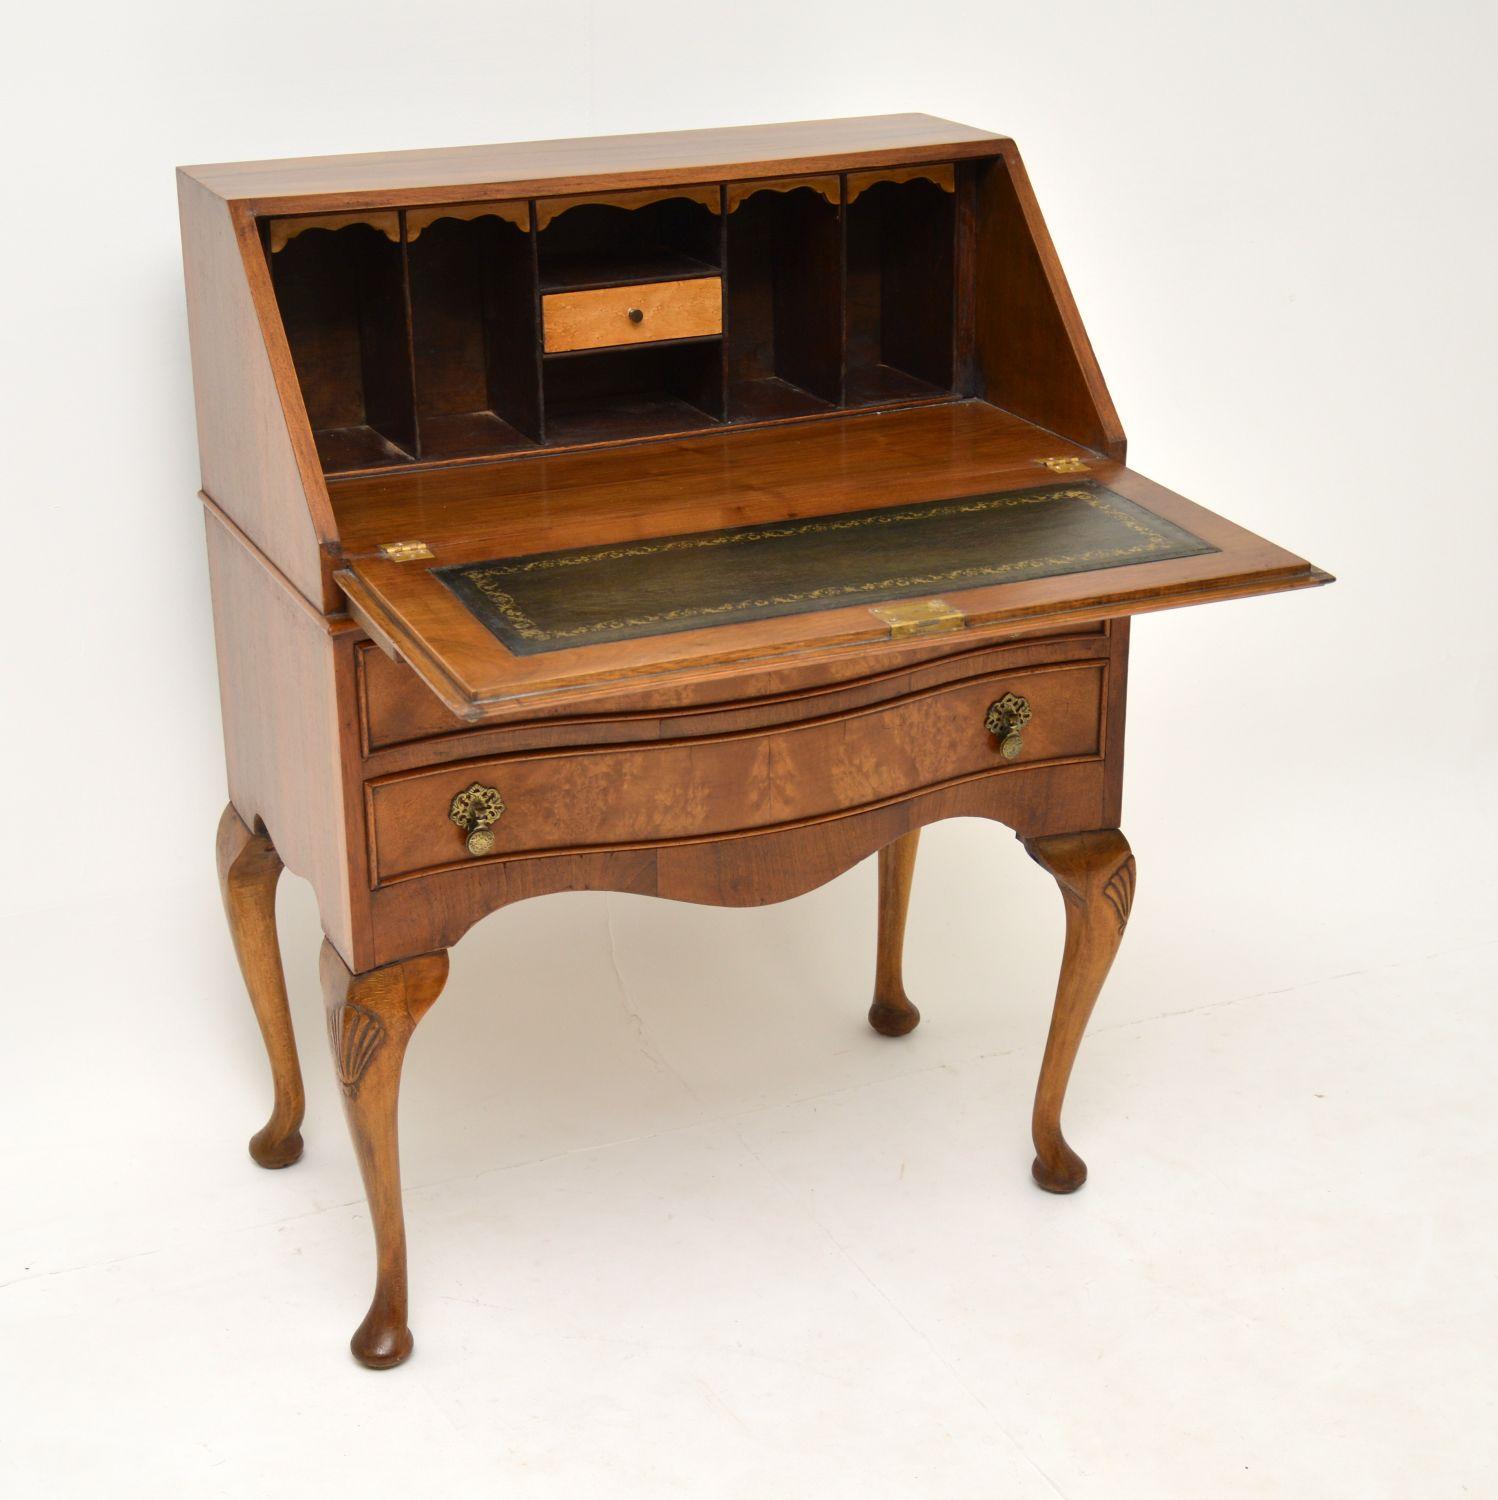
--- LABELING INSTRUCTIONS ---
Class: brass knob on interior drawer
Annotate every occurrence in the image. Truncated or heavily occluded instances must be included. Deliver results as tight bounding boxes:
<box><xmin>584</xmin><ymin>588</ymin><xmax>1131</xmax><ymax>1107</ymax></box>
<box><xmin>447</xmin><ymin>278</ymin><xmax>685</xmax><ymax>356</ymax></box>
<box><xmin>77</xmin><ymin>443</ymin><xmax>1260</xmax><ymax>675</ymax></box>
<box><xmin>449</xmin><ymin>782</ymin><xmax>506</xmax><ymax>856</ymax></box>
<box><xmin>984</xmin><ymin>693</ymin><xmax>1032</xmax><ymax>760</ymax></box>
<box><xmin>626</xmin><ymin>307</ymin><xmax>644</xmax><ymax>324</ymax></box>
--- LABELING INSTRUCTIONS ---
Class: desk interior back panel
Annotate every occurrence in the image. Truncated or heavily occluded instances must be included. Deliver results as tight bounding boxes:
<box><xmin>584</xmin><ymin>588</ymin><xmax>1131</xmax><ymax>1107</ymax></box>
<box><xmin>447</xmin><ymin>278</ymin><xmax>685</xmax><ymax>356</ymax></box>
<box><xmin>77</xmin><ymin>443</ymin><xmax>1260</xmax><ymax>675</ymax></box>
<box><xmin>845</xmin><ymin>171</ymin><xmax>956</xmax><ymax>404</ymax></box>
<box><xmin>269</xmin><ymin>221</ymin><xmax>417</xmax><ymax>469</ymax></box>
<box><xmin>260</xmin><ymin>161</ymin><xmax>972</xmax><ymax>474</ymax></box>
<box><xmin>406</xmin><ymin>210</ymin><xmax>541</xmax><ymax>457</ymax></box>
<box><xmin>725</xmin><ymin>180</ymin><xmax>843</xmax><ymax>415</ymax></box>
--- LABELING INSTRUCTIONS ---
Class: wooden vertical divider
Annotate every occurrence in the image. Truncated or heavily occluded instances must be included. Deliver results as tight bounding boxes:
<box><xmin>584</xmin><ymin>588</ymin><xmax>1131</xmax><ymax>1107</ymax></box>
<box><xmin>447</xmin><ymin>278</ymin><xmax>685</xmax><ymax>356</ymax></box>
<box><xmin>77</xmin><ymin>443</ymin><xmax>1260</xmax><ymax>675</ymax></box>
<box><xmin>953</xmin><ymin>161</ymin><xmax>981</xmax><ymax>396</ymax></box>
<box><xmin>527</xmin><ymin>199</ymin><xmax>546</xmax><ymax>445</ymax></box>
<box><xmin>719</xmin><ymin>182</ymin><xmax>731</xmax><ymax>424</ymax></box>
<box><xmin>838</xmin><ymin>172</ymin><xmax>849</xmax><ymax>408</ymax></box>
<box><xmin>395</xmin><ymin>210</ymin><xmax>422</xmax><ymax>459</ymax></box>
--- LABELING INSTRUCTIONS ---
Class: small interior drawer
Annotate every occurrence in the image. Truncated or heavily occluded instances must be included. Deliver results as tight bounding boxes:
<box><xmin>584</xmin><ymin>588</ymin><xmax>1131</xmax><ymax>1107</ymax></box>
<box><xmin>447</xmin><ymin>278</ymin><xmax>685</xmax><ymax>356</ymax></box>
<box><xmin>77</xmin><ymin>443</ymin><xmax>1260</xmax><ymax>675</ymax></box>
<box><xmin>542</xmin><ymin>277</ymin><xmax>722</xmax><ymax>354</ymax></box>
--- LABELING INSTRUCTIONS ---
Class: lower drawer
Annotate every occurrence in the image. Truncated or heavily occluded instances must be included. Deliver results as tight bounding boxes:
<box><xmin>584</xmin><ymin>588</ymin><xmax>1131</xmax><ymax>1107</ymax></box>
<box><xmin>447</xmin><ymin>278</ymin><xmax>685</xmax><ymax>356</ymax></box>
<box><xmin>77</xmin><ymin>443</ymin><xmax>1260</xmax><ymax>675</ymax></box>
<box><xmin>365</xmin><ymin>661</ymin><xmax>1105</xmax><ymax>884</ymax></box>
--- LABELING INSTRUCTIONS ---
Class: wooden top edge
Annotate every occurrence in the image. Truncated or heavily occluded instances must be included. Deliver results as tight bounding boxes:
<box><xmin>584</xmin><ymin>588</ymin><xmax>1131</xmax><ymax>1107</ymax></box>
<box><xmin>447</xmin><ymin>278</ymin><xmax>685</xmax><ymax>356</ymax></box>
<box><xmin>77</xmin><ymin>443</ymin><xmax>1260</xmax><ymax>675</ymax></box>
<box><xmin>177</xmin><ymin>114</ymin><xmax>1009</xmax><ymax>213</ymax></box>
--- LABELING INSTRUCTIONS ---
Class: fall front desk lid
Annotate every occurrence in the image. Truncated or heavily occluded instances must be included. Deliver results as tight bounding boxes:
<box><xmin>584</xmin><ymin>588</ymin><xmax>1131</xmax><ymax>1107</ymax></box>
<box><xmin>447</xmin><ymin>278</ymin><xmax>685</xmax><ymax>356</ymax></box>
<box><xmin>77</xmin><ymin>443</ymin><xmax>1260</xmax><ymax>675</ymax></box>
<box><xmin>435</xmin><ymin>481</ymin><xmax>1217</xmax><ymax>657</ymax></box>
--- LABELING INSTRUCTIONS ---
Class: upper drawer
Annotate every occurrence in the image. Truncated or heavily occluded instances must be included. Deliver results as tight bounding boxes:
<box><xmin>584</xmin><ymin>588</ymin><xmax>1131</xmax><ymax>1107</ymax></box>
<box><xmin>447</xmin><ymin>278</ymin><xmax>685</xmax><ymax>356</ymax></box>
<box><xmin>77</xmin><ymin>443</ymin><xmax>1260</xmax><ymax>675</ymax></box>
<box><xmin>365</xmin><ymin>661</ymin><xmax>1105</xmax><ymax>883</ymax></box>
<box><xmin>355</xmin><ymin>627</ymin><xmax>1109</xmax><ymax>755</ymax></box>
<box><xmin>542</xmin><ymin>277</ymin><xmax>723</xmax><ymax>353</ymax></box>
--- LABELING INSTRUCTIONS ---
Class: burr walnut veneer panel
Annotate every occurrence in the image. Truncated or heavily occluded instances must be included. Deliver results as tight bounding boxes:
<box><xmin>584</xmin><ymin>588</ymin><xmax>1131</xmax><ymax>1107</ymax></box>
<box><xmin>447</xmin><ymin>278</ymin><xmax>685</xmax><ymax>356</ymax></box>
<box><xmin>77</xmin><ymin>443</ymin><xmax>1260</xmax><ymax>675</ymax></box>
<box><xmin>366</xmin><ymin>662</ymin><xmax>1106</xmax><ymax>882</ymax></box>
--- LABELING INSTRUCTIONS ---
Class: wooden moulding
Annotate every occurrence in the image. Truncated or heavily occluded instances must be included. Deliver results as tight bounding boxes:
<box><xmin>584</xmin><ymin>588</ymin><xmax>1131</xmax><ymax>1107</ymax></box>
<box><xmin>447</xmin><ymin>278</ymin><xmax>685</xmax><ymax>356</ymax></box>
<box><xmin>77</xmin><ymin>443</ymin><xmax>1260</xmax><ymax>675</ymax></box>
<box><xmin>534</xmin><ymin>184</ymin><xmax>720</xmax><ymax>231</ymax></box>
<box><xmin>725</xmin><ymin>175</ymin><xmax>841</xmax><ymax>212</ymax></box>
<box><xmin>406</xmin><ymin>201</ymin><xmax>530</xmax><ymax>239</ymax></box>
<box><xmin>845</xmin><ymin>163</ymin><xmax>955</xmax><ymax>203</ymax></box>
<box><xmin>268</xmin><ymin>211</ymin><xmax>401</xmax><ymax>254</ymax></box>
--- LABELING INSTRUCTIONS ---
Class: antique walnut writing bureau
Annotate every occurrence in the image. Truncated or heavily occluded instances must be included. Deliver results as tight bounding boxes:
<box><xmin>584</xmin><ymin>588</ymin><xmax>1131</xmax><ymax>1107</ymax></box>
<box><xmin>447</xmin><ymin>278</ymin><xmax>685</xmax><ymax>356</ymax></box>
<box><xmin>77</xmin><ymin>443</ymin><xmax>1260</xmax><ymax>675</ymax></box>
<box><xmin>178</xmin><ymin>116</ymin><xmax>1329</xmax><ymax>1368</ymax></box>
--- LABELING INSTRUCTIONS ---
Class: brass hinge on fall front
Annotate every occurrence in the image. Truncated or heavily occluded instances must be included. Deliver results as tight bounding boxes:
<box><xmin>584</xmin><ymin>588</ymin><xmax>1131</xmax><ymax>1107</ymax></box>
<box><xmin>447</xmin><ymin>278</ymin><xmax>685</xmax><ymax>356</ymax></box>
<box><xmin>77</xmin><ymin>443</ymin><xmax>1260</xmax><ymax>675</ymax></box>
<box><xmin>869</xmin><ymin>598</ymin><xmax>966</xmax><ymax>639</ymax></box>
<box><xmin>378</xmin><ymin>539</ymin><xmax>434</xmax><ymax>562</ymax></box>
<box><xmin>1036</xmin><ymin>455</ymin><xmax>1091</xmax><ymax>474</ymax></box>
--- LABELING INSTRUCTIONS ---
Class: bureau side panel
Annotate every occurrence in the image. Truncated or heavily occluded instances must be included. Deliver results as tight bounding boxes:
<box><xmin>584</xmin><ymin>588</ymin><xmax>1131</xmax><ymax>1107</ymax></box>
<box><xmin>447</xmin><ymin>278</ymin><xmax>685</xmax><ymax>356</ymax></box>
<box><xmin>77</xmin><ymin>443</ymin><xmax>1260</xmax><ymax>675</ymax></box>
<box><xmin>179</xmin><ymin>173</ymin><xmax>339</xmax><ymax>611</ymax></box>
<box><xmin>205</xmin><ymin>510</ymin><xmax>368</xmax><ymax>962</ymax></box>
<box><xmin>974</xmin><ymin>146</ymin><xmax>1126</xmax><ymax>460</ymax></box>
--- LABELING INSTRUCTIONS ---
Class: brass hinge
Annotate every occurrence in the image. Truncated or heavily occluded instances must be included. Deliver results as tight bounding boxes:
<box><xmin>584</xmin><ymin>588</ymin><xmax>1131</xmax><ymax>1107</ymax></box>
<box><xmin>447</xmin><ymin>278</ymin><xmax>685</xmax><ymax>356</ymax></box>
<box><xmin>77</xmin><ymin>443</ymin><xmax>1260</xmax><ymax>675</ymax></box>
<box><xmin>1036</xmin><ymin>455</ymin><xmax>1091</xmax><ymax>474</ymax></box>
<box><xmin>870</xmin><ymin>598</ymin><xmax>966</xmax><ymax>638</ymax></box>
<box><xmin>378</xmin><ymin>540</ymin><xmax>434</xmax><ymax>562</ymax></box>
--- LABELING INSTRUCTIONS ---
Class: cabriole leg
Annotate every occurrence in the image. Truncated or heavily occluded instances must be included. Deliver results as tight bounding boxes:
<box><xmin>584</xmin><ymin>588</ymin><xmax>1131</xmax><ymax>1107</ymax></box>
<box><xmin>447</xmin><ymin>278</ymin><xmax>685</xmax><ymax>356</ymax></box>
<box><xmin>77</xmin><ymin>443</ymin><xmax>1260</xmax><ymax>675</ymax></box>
<box><xmin>216</xmin><ymin>804</ymin><xmax>305</xmax><ymax>1169</ymax></box>
<box><xmin>868</xmin><ymin>829</ymin><xmax>922</xmax><ymax>1036</ymax></box>
<box><xmin>1021</xmin><ymin>829</ymin><xmax>1135</xmax><ymax>1193</ymax></box>
<box><xmin>320</xmin><ymin>940</ymin><xmax>449</xmax><ymax>1370</ymax></box>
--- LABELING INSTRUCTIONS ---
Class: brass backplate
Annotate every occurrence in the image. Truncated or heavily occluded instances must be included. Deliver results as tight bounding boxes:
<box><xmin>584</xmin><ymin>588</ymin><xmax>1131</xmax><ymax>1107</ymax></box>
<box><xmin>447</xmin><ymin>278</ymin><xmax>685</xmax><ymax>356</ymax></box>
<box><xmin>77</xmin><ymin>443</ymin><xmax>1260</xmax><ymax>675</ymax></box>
<box><xmin>869</xmin><ymin>598</ymin><xmax>966</xmax><ymax>638</ymax></box>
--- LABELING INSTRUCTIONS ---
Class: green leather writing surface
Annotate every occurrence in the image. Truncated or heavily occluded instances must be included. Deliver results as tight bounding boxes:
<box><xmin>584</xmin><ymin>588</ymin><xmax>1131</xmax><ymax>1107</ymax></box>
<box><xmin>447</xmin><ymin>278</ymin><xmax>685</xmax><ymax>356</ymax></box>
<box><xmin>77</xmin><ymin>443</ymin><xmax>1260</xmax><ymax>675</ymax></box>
<box><xmin>436</xmin><ymin>481</ymin><xmax>1216</xmax><ymax>656</ymax></box>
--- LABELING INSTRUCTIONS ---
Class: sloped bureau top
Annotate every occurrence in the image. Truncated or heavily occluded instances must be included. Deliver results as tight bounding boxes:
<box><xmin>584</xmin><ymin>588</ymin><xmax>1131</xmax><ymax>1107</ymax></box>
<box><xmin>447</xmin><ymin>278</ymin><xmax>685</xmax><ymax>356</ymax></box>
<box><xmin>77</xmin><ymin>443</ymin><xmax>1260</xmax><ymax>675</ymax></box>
<box><xmin>180</xmin><ymin>113</ymin><xmax>1007</xmax><ymax>212</ymax></box>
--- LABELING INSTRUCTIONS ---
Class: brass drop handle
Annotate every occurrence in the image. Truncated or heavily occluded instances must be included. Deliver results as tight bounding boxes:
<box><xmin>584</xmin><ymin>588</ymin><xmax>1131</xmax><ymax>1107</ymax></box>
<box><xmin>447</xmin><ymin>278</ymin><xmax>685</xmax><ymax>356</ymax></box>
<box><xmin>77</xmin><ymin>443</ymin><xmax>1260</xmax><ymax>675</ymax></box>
<box><xmin>449</xmin><ymin>782</ymin><xmax>506</xmax><ymax>857</ymax></box>
<box><xmin>984</xmin><ymin>692</ymin><xmax>1032</xmax><ymax>760</ymax></box>
<box><xmin>626</xmin><ymin>307</ymin><xmax>645</xmax><ymax>324</ymax></box>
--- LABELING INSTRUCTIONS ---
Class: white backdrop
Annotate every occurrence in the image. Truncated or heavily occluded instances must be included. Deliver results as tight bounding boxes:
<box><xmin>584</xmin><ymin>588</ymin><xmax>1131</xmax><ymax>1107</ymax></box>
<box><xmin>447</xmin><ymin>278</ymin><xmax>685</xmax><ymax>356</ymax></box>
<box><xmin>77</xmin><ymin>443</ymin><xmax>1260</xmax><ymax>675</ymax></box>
<box><xmin>5</xmin><ymin>0</ymin><xmax>1494</xmax><ymax>950</ymax></box>
<box><xmin>4</xmin><ymin>2</ymin><xmax>1496</xmax><ymax>1495</ymax></box>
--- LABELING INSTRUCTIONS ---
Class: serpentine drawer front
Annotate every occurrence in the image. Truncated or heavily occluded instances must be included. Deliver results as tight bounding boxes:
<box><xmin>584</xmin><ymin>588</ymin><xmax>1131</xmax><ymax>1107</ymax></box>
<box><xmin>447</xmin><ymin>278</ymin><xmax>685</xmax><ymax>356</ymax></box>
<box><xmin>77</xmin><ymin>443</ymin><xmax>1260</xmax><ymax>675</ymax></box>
<box><xmin>352</xmin><ymin>628</ymin><xmax>1112</xmax><ymax>756</ymax></box>
<box><xmin>365</xmin><ymin>662</ymin><xmax>1105</xmax><ymax>882</ymax></box>
<box><xmin>542</xmin><ymin>277</ymin><xmax>723</xmax><ymax>353</ymax></box>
